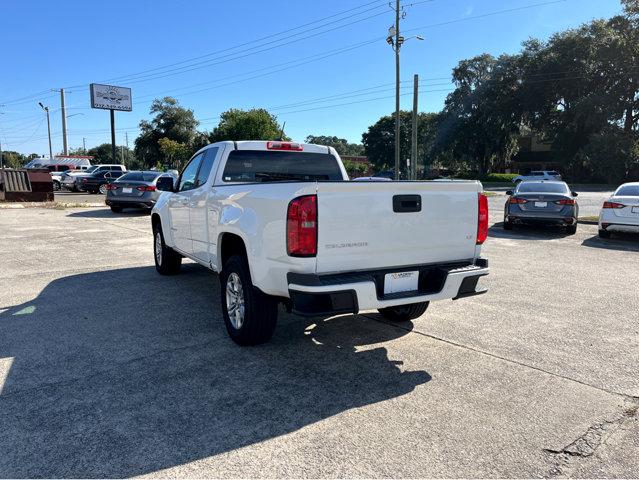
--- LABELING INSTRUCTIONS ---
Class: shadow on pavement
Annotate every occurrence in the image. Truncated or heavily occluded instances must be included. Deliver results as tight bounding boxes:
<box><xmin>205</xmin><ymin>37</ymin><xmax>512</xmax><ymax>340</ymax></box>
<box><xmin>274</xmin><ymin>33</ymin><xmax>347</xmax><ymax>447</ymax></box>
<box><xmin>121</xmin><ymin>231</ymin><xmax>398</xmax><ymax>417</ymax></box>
<box><xmin>0</xmin><ymin>265</ymin><xmax>430</xmax><ymax>477</ymax></box>
<box><xmin>582</xmin><ymin>234</ymin><xmax>639</xmax><ymax>252</ymax></box>
<box><xmin>489</xmin><ymin>222</ymin><xmax>572</xmax><ymax>240</ymax></box>
<box><xmin>67</xmin><ymin>208</ymin><xmax>150</xmax><ymax>218</ymax></box>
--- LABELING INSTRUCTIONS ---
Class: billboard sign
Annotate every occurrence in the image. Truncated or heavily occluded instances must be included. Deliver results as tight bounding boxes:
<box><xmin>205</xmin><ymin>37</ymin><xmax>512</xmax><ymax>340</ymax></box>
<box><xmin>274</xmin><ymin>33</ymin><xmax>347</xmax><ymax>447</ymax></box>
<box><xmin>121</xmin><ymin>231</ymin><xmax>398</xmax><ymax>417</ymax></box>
<box><xmin>90</xmin><ymin>83</ymin><xmax>132</xmax><ymax>111</ymax></box>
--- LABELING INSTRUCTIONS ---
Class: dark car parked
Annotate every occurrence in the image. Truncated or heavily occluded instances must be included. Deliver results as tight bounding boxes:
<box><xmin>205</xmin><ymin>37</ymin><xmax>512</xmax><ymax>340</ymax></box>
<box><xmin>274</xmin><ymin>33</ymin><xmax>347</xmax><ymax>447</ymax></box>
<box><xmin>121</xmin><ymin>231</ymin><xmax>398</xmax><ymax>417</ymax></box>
<box><xmin>78</xmin><ymin>169</ymin><xmax>125</xmax><ymax>194</ymax></box>
<box><xmin>504</xmin><ymin>180</ymin><xmax>579</xmax><ymax>234</ymax></box>
<box><xmin>105</xmin><ymin>171</ymin><xmax>175</xmax><ymax>212</ymax></box>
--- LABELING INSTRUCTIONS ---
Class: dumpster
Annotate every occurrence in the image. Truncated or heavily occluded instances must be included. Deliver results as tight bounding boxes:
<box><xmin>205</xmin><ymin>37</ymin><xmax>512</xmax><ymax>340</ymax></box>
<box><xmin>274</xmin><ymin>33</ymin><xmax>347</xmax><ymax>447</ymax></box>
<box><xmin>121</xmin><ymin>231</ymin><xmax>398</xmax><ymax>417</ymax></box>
<box><xmin>0</xmin><ymin>168</ymin><xmax>54</xmax><ymax>202</ymax></box>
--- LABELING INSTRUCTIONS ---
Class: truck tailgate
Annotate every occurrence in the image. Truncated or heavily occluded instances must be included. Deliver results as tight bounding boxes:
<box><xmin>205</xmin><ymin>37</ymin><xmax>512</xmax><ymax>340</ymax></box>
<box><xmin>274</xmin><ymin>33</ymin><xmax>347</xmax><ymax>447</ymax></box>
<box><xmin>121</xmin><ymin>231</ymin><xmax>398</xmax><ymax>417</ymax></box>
<box><xmin>315</xmin><ymin>181</ymin><xmax>481</xmax><ymax>273</ymax></box>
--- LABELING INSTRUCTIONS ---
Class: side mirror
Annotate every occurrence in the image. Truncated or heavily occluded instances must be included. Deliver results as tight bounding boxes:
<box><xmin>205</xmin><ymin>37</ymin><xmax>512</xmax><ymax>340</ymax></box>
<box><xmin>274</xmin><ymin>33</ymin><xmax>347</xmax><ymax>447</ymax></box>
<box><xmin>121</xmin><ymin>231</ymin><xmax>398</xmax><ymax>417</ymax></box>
<box><xmin>506</xmin><ymin>190</ymin><xmax>514</xmax><ymax>196</ymax></box>
<box><xmin>572</xmin><ymin>191</ymin><xmax>578</xmax><ymax>197</ymax></box>
<box><xmin>156</xmin><ymin>176</ymin><xmax>175</xmax><ymax>192</ymax></box>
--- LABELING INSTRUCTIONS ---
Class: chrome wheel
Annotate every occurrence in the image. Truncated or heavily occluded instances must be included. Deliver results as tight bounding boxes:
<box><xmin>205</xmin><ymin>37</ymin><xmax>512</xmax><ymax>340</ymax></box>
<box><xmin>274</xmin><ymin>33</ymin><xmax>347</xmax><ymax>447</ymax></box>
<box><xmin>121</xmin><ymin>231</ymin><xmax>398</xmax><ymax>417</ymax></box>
<box><xmin>99</xmin><ymin>184</ymin><xmax>107</xmax><ymax>195</ymax></box>
<box><xmin>226</xmin><ymin>272</ymin><xmax>245</xmax><ymax>329</ymax></box>
<box><xmin>155</xmin><ymin>231</ymin><xmax>163</xmax><ymax>266</ymax></box>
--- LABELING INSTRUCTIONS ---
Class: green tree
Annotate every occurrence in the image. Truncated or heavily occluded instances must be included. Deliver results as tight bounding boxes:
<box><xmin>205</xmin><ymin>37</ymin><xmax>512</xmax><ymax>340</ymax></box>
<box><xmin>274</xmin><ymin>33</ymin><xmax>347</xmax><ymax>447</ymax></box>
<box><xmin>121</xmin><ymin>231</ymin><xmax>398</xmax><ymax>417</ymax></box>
<box><xmin>577</xmin><ymin>128</ymin><xmax>639</xmax><ymax>183</ymax></box>
<box><xmin>342</xmin><ymin>160</ymin><xmax>367</xmax><ymax>178</ymax></box>
<box><xmin>86</xmin><ymin>143</ymin><xmax>115</xmax><ymax>164</ymax></box>
<box><xmin>1</xmin><ymin>151</ymin><xmax>27</xmax><ymax>168</ymax></box>
<box><xmin>135</xmin><ymin>97</ymin><xmax>200</xmax><ymax>168</ymax></box>
<box><xmin>518</xmin><ymin>14</ymin><xmax>638</xmax><ymax>178</ymax></box>
<box><xmin>362</xmin><ymin>111</ymin><xmax>439</xmax><ymax>176</ymax></box>
<box><xmin>209</xmin><ymin>108</ymin><xmax>286</xmax><ymax>142</ymax></box>
<box><xmin>304</xmin><ymin>135</ymin><xmax>364</xmax><ymax>156</ymax></box>
<box><xmin>436</xmin><ymin>54</ymin><xmax>523</xmax><ymax>175</ymax></box>
<box><xmin>158</xmin><ymin>138</ymin><xmax>191</xmax><ymax>170</ymax></box>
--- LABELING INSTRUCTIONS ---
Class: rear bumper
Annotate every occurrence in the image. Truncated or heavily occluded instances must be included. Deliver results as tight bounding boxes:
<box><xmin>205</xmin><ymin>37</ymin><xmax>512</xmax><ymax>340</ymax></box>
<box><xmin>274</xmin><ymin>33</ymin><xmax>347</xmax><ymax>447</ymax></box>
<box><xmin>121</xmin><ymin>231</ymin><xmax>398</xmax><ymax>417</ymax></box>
<box><xmin>106</xmin><ymin>197</ymin><xmax>155</xmax><ymax>209</ymax></box>
<box><xmin>507</xmin><ymin>213</ymin><xmax>576</xmax><ymax>225</ymax></box>
<box><xmin>287</xmin><ymin>259</ymin><xmax>489</xmax><ymax>316</ymax></box>
<box><xmin>600</xmin><ymin>222</ymin><xmax>639</xmax><ymax>233</ymax></box>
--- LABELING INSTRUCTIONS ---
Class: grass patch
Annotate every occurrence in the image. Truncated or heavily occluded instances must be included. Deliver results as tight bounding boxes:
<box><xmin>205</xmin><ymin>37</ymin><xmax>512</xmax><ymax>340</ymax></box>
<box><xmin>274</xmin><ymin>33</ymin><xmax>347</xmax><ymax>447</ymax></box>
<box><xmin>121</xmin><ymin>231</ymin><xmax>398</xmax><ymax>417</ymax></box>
<box><xmin>482</xmin><ymin>191</ymin><xmax>501</xmax><ymax>197</ymax></box>
<box><xmin>579</xmin><ymin>215</ymin><xmax>599</xmax><ymax>223</ymax></box>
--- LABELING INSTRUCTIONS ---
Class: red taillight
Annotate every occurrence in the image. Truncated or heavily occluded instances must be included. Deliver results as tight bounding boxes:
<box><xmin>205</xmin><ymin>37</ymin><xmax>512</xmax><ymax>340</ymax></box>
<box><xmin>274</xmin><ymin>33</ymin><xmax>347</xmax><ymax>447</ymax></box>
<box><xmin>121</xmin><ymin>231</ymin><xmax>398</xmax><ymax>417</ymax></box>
<box><xmin>509</xmin><ymin>197</ymin><xmax>527</xmax><ymax>204</ymax></box>
<box><xmin>555</xmin><ymin>199</ymin><xmax>575</xmax><ymax>205</ymax></box>
<box><xmin>603</xmin><ymin>201</ymin><xmax>625</xmax><ymax>209</ymax></box>
<box><xmin>267</xmin><ymin>141</ymin><xmax>303</xmax><ymax>151</ymax></box>
<box><xmin>477</xmin><ymin>193</ymin><xmax>488</xmax><ymax>245</ymax></box>
<box><xmin>287</xmin><ymin>195</ymin><xmax>317</xmax><ymax>256</ymax></box>
<box><xmin>136</xmin><ymin>185</ymin><xmax>156</xmax><ymax>192</ymax></box>
<box><xmin>105</xmin><ymin>183</ymin><xmax>117</xmax><ymax>190</ymax></box>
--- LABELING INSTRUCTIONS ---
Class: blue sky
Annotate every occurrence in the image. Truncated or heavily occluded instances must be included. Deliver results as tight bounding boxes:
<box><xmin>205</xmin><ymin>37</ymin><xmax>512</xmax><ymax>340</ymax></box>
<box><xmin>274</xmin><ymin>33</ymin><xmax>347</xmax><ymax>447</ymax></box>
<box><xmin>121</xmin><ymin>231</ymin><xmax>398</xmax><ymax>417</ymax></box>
<box><xmin>0</xmin><ymin>0</ymin><xmax>623</xmax><ymax>156</ymax></box>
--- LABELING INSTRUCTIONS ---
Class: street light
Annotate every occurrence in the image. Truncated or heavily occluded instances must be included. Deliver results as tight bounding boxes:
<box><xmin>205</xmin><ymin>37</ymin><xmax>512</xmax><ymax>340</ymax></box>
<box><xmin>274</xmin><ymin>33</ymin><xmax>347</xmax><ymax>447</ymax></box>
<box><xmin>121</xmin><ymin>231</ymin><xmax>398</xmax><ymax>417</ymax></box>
<box><xmin>39</xmin><ymin>102</ymin><xmax>54</xmax><ymax>161</ymax></box>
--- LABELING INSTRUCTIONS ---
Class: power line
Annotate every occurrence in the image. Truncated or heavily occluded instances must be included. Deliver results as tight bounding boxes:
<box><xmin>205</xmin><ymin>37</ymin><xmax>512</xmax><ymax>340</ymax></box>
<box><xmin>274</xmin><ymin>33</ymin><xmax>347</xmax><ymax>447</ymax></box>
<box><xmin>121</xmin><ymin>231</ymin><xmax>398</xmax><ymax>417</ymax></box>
<box><xmin>98</xmin><ymin>0</ymin><xmax>390</xmax><ymax>85</ymax></box>
<box><xmin>404</xmin><ymin>0</ymin><xmax>568</xmax><ymax>34</ymax></box>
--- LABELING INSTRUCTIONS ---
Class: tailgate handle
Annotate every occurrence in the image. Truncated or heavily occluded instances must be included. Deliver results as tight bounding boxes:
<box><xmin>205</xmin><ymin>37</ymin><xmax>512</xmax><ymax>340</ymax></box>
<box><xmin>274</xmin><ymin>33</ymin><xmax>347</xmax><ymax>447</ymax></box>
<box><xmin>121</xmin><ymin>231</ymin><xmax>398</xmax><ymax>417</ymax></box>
<box><xmin>393</xmin><ymin>194</ymin><xmax>421</xmax><ymax>213</ymax></box>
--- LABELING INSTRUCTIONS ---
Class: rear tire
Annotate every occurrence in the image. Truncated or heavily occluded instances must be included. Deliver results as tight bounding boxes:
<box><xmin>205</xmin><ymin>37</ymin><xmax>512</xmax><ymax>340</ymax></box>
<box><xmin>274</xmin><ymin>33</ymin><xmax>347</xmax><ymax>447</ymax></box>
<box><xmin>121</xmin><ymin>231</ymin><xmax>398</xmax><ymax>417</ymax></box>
<box><xmin>503</xmin><ymin>219</ymin><xmax>514</xmax><ymax>230</ymax></box>
<box><xmin>378</xmin><ymin>302</ymin><xmax>429</xmax><ymax>322</ymax></box>
<box><xmin>110</xmin><ymin>206</ymin><xmax>123</xmax><ymax>213</ymax></box>
<box><xmin>53</xmin><ymin>180</ymin><xmax>60</xmax><ymax>191</ymax></box>
<box><xmin>598</xmin><ymin>229</ymin><xmax>611</xmax><ymax>239</ymax></box>
<box><xmin>221</xmin><ymin>255</ymin><xmax>278</xmax><ymax>346</ymax></box>
<box><xmin>153</xmin><ymin>223</ymin><xmax>181</xmax><ymax>275</ymax></box>
<box><xmin>566</xmin><ymin>224</ymin><xmax>577</xmax><ymax>235</ymax></box>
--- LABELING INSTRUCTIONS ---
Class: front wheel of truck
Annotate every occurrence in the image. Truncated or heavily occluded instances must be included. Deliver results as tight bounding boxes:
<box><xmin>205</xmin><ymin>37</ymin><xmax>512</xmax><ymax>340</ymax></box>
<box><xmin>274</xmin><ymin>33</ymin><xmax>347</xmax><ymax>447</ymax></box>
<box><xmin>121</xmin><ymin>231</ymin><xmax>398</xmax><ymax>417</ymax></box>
<box><xmin>153</xmin><ymin>223</ymin><xmax>182</xmax><ymax>275</ymax></box>
<box><xmin>378</xmin><ymin>302</ymin><xmax>429</xmax><ymax>322</ymax></box>
<box><xmin>221</xmin><ymin>255</ymin><xmax>278</xmax><ymax>346</ymax></box>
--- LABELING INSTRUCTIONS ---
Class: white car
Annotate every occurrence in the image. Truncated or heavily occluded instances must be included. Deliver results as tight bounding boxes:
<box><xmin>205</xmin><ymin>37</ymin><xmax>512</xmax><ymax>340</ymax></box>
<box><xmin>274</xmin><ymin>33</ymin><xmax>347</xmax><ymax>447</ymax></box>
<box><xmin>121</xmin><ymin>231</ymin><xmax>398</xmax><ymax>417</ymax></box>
<box><xmin>513</xmin><ymin>170</ymin><xmax>562</xmax><ymax>183</ymax></box>
<box><xmin>598</xmin><ymin>182</ymin><xmax>639</xmax><ymax>238</ymax></box>
<box><xmin>151</xmin><ymin>140</ymin><xmax>490</xmax><ymax>346</ymax></box>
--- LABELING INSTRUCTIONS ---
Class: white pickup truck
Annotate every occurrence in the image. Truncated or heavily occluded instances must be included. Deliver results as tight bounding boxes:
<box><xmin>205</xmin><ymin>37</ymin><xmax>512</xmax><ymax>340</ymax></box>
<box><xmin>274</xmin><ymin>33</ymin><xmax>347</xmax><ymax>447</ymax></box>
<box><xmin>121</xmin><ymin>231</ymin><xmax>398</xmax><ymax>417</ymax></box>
<box><xmin>152</xmin><ymin>140</ymin><xmax>489</xmax><ymax>345</ymax></box>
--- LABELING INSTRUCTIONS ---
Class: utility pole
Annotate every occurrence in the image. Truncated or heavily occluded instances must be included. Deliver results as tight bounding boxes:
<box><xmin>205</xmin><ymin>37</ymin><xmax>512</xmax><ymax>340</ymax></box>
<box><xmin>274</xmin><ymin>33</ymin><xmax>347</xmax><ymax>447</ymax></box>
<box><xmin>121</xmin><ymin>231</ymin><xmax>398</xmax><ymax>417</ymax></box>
<box><xmin>394</xmin><ymin>0</ymin><xmax>401</xmax><ymax>180</ymax></box>
<box><xmin>411</xmin><ymin>74</ymin><xmax>419</xmax><ymax>180</ymax></box>
<box><xmin>83</xmin><ymin>137</ymin><xmax>87</xmax><ymax>153</ymax></box>
<box><xmin>39</xmin><ymin>102</ymin><xmax>54</xmax><ymax>160</ymax></box>
<box><xmin>0</xmin><ymin>109</ymin><xmax>4</xmax><ymax>170</ymax></box>
<box><xmin>58</xmin><ymin>88</ymin><xmax>69</xmax><ymax>155</ymax></box>
<box><xmin>125</xmin><ymin>131</ymin><xmax>129</xmax><ymax>165</ymax></box>
<box><xmin>110</xmin><ymin>109</ymin><xmax>116</xmax><ymax>163</ymax></box>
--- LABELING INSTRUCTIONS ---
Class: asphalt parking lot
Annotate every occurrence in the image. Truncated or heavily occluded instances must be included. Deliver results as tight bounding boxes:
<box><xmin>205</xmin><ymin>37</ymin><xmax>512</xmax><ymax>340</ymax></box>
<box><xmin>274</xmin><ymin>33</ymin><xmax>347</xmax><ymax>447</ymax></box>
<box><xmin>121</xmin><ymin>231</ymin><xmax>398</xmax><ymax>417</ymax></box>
<box><xmin>0</xmin><ymin>201</ymin><xmax>637</xmax><ymax>477</ymax></box>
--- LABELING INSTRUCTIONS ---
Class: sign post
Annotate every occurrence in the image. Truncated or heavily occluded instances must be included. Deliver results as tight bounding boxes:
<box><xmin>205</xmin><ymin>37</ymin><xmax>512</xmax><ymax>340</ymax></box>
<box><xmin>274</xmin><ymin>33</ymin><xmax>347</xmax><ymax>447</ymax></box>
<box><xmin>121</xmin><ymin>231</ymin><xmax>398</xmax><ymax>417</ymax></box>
<box><xmin>89</xmin><ymin>84</ymin><xmax>132</xmax><ymax>163</ymax></box>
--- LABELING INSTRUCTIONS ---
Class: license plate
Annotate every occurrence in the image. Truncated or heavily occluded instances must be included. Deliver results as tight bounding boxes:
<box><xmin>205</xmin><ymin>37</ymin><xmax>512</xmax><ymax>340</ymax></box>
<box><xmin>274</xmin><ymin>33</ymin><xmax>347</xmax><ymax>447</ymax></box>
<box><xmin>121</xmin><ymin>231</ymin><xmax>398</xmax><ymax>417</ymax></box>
<box><xmin>384</xmin><ymin>271</ymin><xmax>419</xmax><ymax>295</ymax></box>
<box><xmin>632</xmin><ymin>206</ymin><xmax>639</xmax><ymax>214</ymax></box>
<box><xmin>122</xmin><ymin>187</ymin><xmax>132</xmax><ymax>193</ymax></box>
<box><xmin>534</xmin><ymin>201</ymin><xmax>547</xmax><ymax>208</ymax></box>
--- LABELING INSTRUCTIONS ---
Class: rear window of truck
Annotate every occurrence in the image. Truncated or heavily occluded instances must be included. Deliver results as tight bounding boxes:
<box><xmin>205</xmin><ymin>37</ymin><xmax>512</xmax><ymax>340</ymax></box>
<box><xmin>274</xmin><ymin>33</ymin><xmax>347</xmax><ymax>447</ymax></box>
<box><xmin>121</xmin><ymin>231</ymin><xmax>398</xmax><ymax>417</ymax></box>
<box><xmin>222</xmin><ymin>150</ymin><xmax>343</xmax><ymax>182</ymax></box>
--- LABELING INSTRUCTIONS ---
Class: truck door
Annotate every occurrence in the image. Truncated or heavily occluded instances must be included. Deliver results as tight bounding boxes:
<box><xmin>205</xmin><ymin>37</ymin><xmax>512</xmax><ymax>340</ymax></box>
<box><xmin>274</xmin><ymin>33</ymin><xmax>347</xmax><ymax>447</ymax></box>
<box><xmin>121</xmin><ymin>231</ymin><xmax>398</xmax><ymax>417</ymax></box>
<box><xmin>190</xmin><ymin>146</ymin><xmax>220</xmax><ymax>263</ymax></box>
<box><xmin>168</xmin><ymin>153</ymin><xmax>203</xmax><ymax>255</ymax></box>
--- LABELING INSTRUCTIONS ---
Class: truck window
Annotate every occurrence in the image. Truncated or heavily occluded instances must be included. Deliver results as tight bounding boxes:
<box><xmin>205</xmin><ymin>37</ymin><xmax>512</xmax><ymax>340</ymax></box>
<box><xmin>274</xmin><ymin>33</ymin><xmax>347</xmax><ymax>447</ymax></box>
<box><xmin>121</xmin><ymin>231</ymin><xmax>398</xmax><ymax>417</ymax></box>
<box><xmin>195</xmin><ymin>147</ymin><xmax>219</xmax><ymax>187</ymax></box>
<box><xmin>179</xmin><ymin>153</ymin><xmax>203</xmax><ymax>191</ymax></box>
<box><xmin>222</xmin><ymin>150</ymin><xmax>343</xmax><ymax>182</ymax></box>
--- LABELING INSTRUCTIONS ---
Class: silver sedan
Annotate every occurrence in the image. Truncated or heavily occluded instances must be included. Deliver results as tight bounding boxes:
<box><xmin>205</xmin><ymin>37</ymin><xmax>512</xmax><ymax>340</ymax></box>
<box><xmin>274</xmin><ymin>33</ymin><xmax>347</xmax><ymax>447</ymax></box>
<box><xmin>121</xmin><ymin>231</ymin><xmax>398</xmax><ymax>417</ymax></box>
<box><xmin>504</xmin><ymin>180</ymin><xmax>579</xmax><ymax>234</ymax></box>
<box><xmin>105</xmin><ymin>171</ymin><xmax>175</xmax><ymax>213</ymax></box>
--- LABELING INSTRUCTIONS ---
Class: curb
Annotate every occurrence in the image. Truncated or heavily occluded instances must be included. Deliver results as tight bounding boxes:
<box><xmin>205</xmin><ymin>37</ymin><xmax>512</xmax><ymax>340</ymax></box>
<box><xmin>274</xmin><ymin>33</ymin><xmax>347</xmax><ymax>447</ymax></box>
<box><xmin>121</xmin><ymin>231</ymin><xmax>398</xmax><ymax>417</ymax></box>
<box><xmin>0</xmin><ymin>202</ymin><xmax>105</xmax><ymax>209</ymax></box>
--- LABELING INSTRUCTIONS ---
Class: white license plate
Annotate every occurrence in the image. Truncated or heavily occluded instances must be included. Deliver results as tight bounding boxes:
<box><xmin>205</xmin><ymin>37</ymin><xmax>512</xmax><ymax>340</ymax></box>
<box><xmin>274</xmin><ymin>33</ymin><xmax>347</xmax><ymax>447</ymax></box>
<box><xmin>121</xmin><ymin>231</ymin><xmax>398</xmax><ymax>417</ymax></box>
<box><xmin>632</xmin><ymin>206</ymin><xmax>639</xmax><ymax>214</ymax></box>
<box><xmin>534</xmin><ymin>201</ymin><xmax>547</xmax><ymax>208</ymax></box>
<box><xmin>384</xmin><ymin>271</ymin><xmax>419</xmax><ymax>295</ymax></box>
<box><xmin>122</xmin><ymin>187</ymin><xmax>132</xmax><ymax>193</ymax></box>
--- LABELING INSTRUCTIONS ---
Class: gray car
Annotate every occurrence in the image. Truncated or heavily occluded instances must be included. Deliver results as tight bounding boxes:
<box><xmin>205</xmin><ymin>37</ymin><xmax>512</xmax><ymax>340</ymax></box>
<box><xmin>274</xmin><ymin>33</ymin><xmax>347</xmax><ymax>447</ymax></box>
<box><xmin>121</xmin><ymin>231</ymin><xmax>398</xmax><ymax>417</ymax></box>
<box><xmin>105</xmin><ymin>171</ymin><xmax>175</xmax><ymax>213</ymax></box>
<box><xmin>504</xmin><ymin>180</ymin><xmax>579</xmax><ymax>234</ymax></box>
